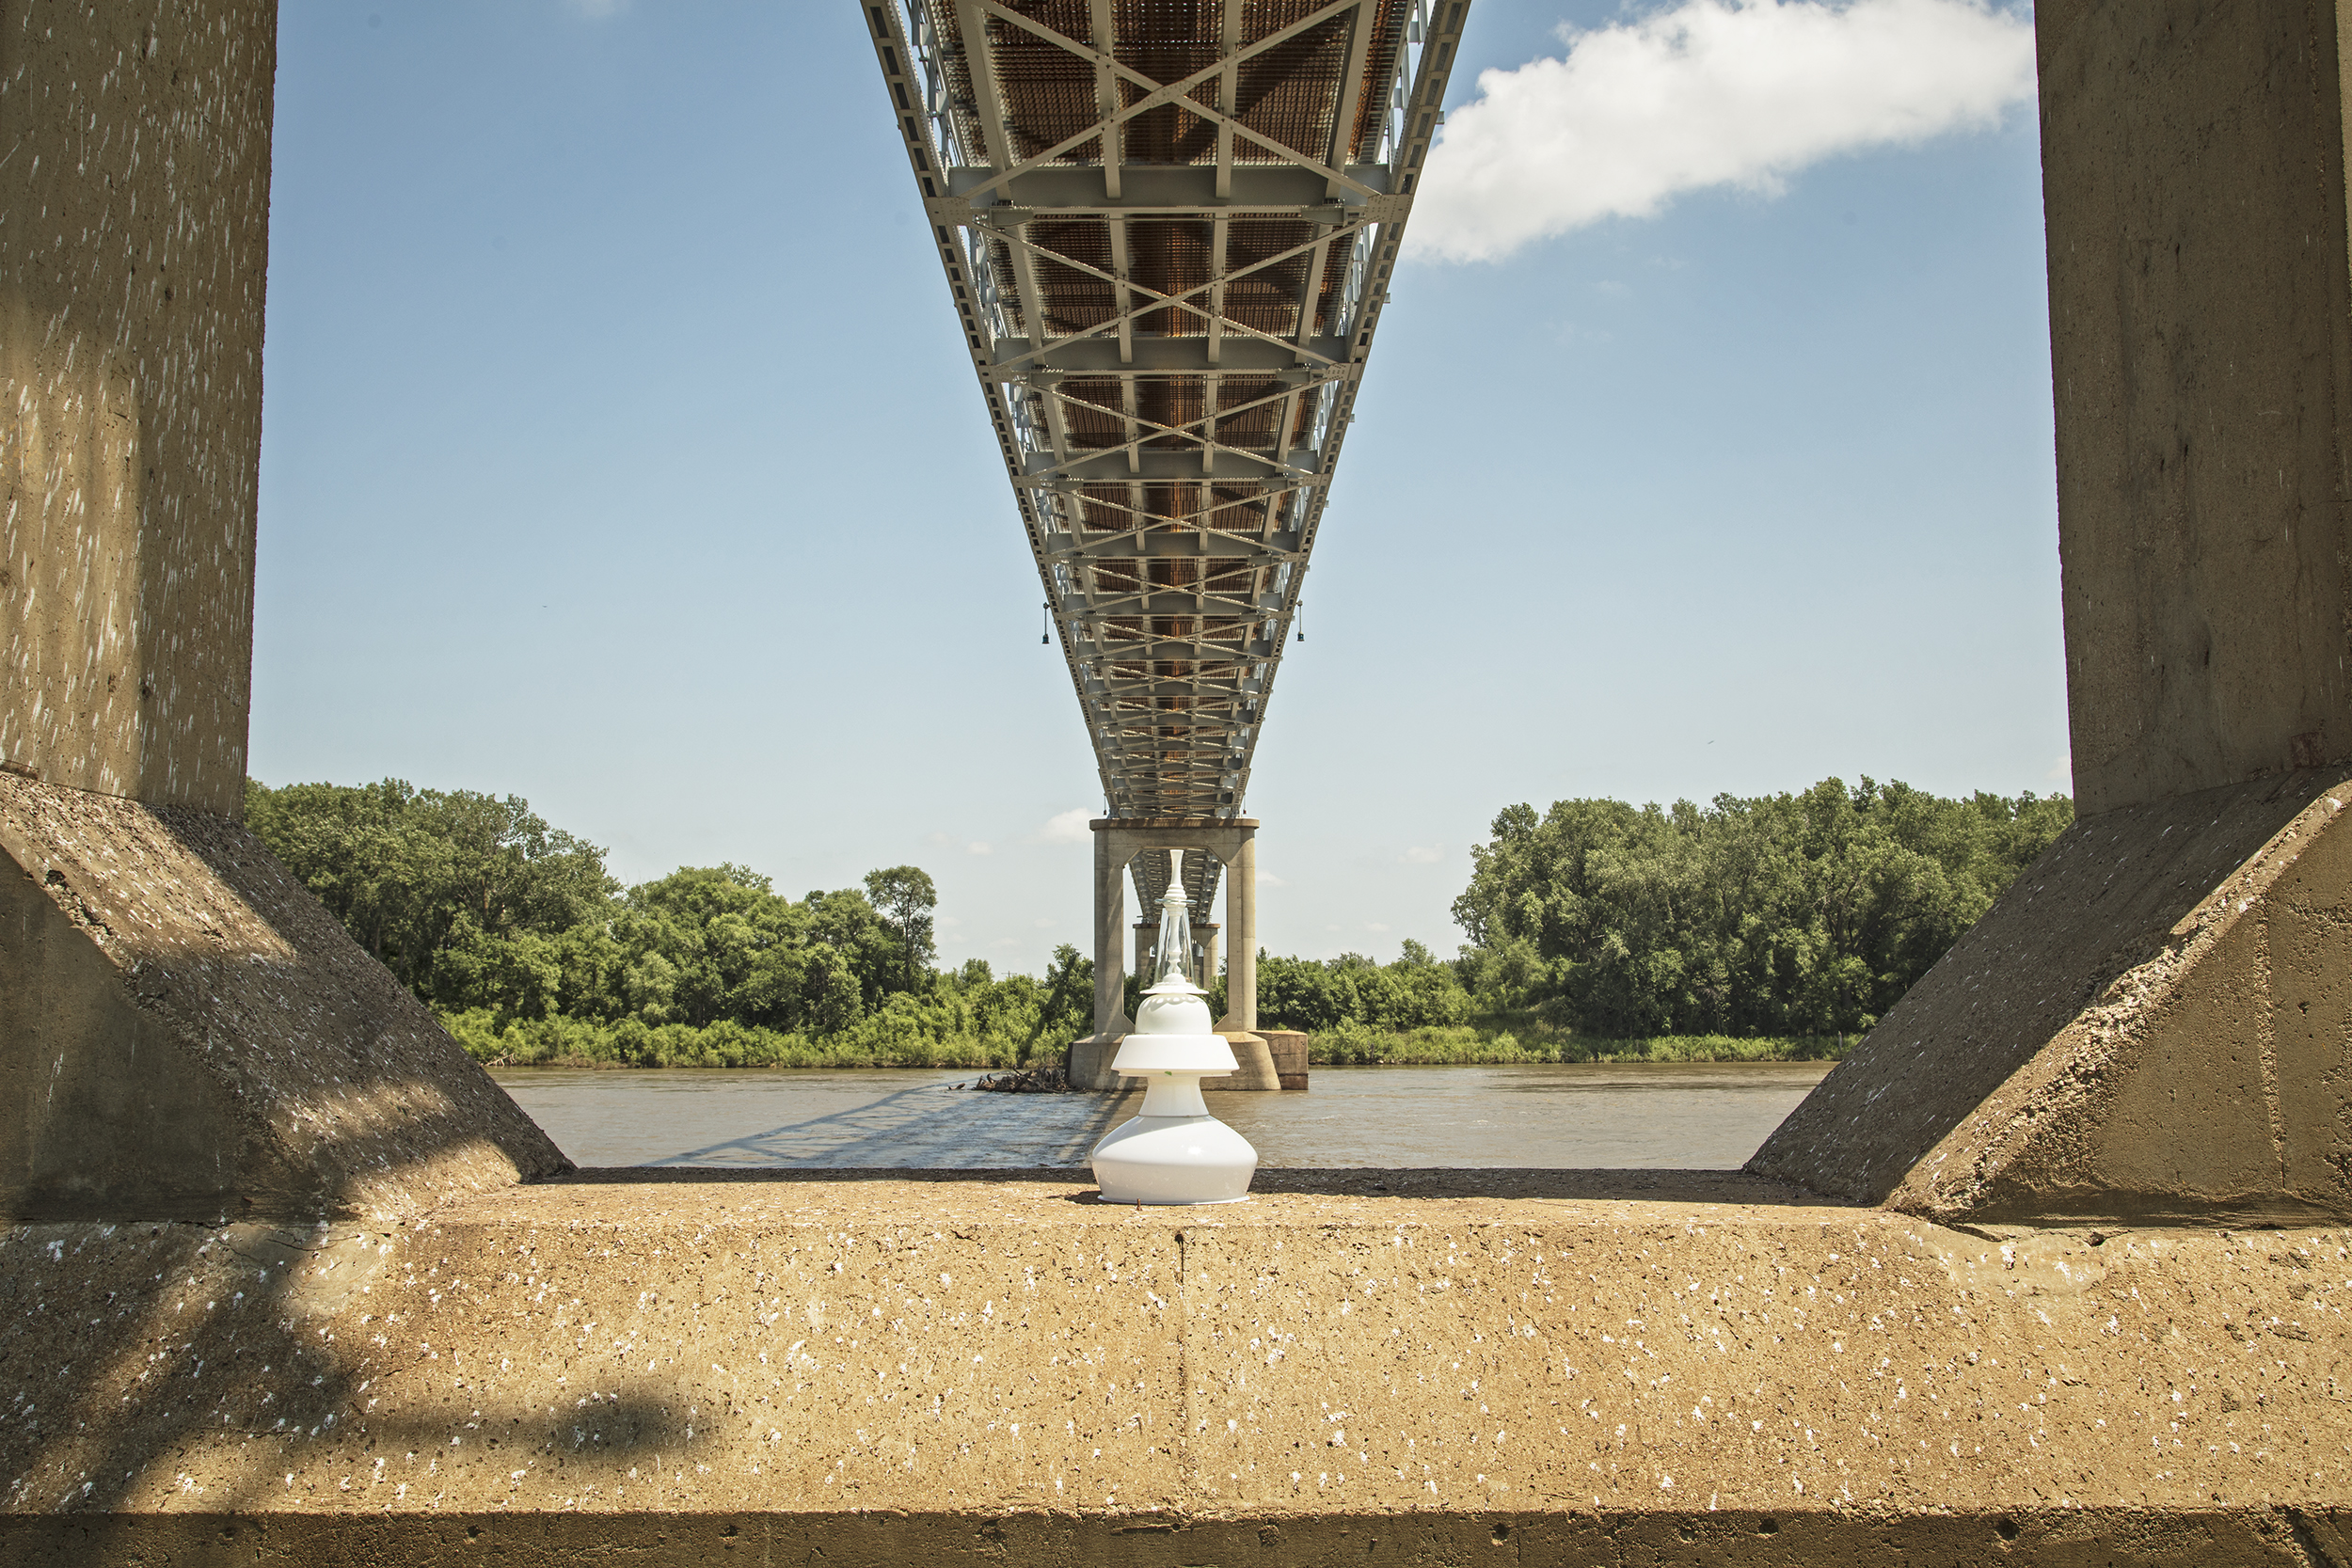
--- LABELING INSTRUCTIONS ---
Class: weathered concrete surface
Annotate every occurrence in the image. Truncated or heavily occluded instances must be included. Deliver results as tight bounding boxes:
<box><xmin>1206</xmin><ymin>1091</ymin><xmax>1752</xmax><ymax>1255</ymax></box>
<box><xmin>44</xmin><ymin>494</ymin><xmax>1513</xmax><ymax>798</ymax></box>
<box><xmin>1754</xmin><ymin>768</ymin><xmax>2352</xmax><ymax>1224</ymax></box>
<box><xmin>1744</xmin><ymin>0</ymin><xmax>2352</xmax><ymax>1243</ymax></box>
<box><xmin>1206</xmin><ymin>1032</ymin><xmax>1280</xmax><ymax>1093</ymax></box>
<box><xmin>0</xmin><ymin>0</ymin><xmax>278</xmax><ymax>816</ymax></box>
<box><xmin>2042</xmin><ymin>0</ymin><xmax>2352</xmax><ymax>817</ymax></box>
<box><xmin>0</xmin><ymin>1174</ymin><xmax>2344</xmax><ymax>1562</ymax></box>
<box><xmin>0</xmin><ymin>774</ymin><xmax>569</xmax><ymax>1223</ymax></box>
<box><xmin>1067</xmin><ymin>1033</ymin><xmax>1121</xmax><ymax>1092</ymax></box>
<box><xmin>1263</xmin><ymin>1028</ymin><xmax>1311</xmax><ymax>1090</ymax></box>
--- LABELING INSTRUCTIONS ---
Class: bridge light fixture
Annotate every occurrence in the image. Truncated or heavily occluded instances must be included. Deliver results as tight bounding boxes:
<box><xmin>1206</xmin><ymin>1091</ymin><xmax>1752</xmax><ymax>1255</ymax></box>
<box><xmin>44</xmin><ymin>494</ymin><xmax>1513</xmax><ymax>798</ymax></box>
<box><xmin>1091</xmin><ymin>879</ymin><xmax>1258</xmax><ymax>1204</ymax></box>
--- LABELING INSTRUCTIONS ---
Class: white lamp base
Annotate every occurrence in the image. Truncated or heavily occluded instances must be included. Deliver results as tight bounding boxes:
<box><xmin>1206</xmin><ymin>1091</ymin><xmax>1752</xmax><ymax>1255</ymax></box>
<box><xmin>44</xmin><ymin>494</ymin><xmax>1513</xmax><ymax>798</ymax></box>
<box><xmin>1093</xmin><ymin>998</ymin><xmax>1260</xmax><ymax>1204</ymax></box>
<box><xmin>1091</xmin><ymin>1110</ymin><xmax>1258</xmax><ymax>1205</ymax></box>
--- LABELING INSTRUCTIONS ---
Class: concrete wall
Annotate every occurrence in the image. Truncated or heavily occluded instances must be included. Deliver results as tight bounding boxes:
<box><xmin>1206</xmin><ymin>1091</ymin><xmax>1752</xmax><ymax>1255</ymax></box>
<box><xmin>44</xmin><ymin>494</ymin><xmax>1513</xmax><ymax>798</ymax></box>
<box><xmin>1</xmin><ymin>1173</ymin><xmax>2344</xmax><ymax>1561</ymax></box>
<box><xmin>2044</xmin><ymin>0</ymin><xmax>2352</xmax><ymax>816</ymax></box>
<box><xmin>0</xmin><ymin>0</ymin><xmax>275</xmax><ymax>816</ymax></box>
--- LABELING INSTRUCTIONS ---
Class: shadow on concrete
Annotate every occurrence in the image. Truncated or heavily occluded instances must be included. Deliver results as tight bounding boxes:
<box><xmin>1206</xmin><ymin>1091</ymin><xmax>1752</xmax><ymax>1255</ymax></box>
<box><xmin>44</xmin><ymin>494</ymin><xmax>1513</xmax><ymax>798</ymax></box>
<box><xmin>11</xmin><ymin>1502</ymin><xmax>2346</xmax><ymax>1565</ymax></box>
<box><xmin>548</xmin><ymin>1165</ymin><xmax>1845</xmax><ymax>1206</ymax></box>
<box><xmin>1</xmin><ymin>782</ymin><xmax>569</xmax><ymax>1226</ymax></box>
<box><xmin>0</xmin><ymin>1218</ymin><xmax>691</xmax><ymax>1520</ymax></box>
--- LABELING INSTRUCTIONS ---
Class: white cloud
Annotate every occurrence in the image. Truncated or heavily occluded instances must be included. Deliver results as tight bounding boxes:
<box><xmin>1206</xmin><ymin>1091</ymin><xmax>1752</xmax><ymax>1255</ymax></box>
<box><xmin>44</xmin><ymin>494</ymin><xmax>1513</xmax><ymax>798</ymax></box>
<box><xmin>1402</xmin><ymin>845</ymin><xmax>1443</xmax><ymax>864</ymax></box>
<box><xmin>1408</xmin><ymin>0</ymin><xmax>2036</xmax><ymax>263</ymax></box>
<box><xmin>967</xmin><ymin>842</ymin><xmax>993</xmax><ymax>856</ymax></box>
<box><xmin>1366</xmin><ymin>922</ymin><xmax>1391</xmax><ymax>933</ymax></box>
<box><xmin>1033</xmin><ymin>917</ymin><xmax>1057</xmax><ymax>929</ymax></box>
<box><xmin>1037</xmin><ymin>808</ymin><xmax>1093</xmax><ymax>846</ymax></box>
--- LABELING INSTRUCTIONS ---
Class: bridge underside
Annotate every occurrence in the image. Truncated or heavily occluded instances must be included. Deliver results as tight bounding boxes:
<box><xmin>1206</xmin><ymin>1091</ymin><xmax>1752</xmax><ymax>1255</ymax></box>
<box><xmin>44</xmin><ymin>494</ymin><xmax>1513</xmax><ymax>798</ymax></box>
<box><xmin>866</xmin><ymin>0</ymin><xmax>1467</xmax><ymax>826</ymax></box>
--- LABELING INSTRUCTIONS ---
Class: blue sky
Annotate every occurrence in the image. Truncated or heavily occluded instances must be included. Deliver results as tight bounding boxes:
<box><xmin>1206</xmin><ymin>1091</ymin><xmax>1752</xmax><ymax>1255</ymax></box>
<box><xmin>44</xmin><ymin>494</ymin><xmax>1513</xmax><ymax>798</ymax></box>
<box><xmin>252</xmin><ymin>1</ymin><xmax>2061</xmax><ymax>969</ymax></box>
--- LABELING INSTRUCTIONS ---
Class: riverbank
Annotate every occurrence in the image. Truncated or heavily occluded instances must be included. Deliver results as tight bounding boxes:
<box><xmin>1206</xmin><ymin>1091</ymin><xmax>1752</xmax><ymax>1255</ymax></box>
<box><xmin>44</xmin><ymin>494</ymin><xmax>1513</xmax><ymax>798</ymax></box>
<box><xmin>1308</xmin><ymin>1022</ymin><xmax>1854</xmax><ymax>1065</ymax></box>
<box><xmin>442</xmin><ymin>1007</ymin><xmax>1854</xmax><ymax>1070</ymax></box>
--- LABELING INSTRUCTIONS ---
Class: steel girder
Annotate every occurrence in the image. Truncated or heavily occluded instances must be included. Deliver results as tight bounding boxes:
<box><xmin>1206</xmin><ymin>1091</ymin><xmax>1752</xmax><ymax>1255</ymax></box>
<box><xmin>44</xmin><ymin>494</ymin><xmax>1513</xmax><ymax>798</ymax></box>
<box><xmin>863</xmin><ymin>0</ymin><xmax>1472</xmax><ymax>821</ymax></box>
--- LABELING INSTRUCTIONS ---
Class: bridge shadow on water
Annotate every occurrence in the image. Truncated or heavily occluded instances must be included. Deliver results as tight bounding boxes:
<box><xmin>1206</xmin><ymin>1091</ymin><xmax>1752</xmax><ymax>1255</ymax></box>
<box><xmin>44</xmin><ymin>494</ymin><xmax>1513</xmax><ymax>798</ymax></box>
<box><xmin>638</xmin><ymin>1083</ymin><xmax>1138</xmax><ymax>1171</ymax></box>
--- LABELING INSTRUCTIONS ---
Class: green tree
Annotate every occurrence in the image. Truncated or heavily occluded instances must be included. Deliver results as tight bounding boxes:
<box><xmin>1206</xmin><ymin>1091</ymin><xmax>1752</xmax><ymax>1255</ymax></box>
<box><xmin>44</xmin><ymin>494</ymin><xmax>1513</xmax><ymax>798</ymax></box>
<box><xmin>863</xmin><ymin>865</ymin><xmax>938</xmax><ymax>995</ymax></box>
<box><xmin>1022</xmin><ymin>942</ymin><xmax>1092</xmax><ymax>1063</ymax></box>
<box><xmin>1256</xmin><ymin>944</ymin><xmax>1473</xmax><ymax>1033</ymax></box>
<box><xmin>245</xmin><ymin>777</ymin><xmax>615</xmax><ymax>1000</ymax></box>
<box><xmin>1450</xmin><ymin>778</ymin><xmax>2072</xmax><ymax>1037</ymax></box>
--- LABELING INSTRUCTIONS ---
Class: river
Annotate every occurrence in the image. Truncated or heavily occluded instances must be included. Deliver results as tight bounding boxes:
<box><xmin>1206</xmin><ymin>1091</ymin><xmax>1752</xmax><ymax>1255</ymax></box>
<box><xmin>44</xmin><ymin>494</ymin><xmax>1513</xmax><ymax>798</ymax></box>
<box><xmin>490</xmin><ymin>1060</ymin><xmax>1834</xmax><ymax>1170</ymax></box>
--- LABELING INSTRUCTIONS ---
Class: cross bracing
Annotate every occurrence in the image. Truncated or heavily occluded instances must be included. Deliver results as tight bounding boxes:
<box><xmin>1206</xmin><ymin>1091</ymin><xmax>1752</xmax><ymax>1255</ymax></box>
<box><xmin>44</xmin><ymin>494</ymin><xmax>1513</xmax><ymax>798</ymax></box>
<box><xmin>864</xmin><ymin>0</ymin><xmax>1472</xmax><ymax>823</ymax></box>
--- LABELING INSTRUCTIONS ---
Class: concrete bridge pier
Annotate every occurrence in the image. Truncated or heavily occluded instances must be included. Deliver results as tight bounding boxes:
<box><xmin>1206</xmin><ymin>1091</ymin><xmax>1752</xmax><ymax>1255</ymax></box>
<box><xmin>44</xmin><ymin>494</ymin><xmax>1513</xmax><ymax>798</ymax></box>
<box><xmin>1745</xmin><ymin>0</ymin><xmax>2352</xmax><ymax>1228</ymax></box>
<box><xmin>1068</xmin><ymin>817</ymin><xmax>1274</xmax><ymax>1091</ymax></box>
<box><xmin>0</xmin><ymin>0</ymin><xmax>565</xmax><ymax>1229</ymax></box>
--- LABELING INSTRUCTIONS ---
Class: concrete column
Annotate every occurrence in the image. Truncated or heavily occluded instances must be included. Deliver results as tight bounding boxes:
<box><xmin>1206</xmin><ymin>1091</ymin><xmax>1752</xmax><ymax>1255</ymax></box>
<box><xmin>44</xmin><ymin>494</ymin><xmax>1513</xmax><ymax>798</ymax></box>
<box><xmin>1753</xmin><ymin>0</ymin><xmax>2352</xmax><ymax>1222</ymax></box>
<box><xmin>1133</xmin><ymin>923</ymin><xmax>1157</xmax><ymax>983</ymax></box>
<box><xmin>1</xmin><ymin>0</ymin><xmax>276</xmax><ymax>812</ymax></box>
<box><xmin>1195</xmin><ymin>923</ymin><xmax>1220</xmax><ymax>993</ymax></box>
<box><xmin>2036</xmin><ymin>0</ymin><xmax>2352</xmax><ymax>814</ymax></box>
<box><xmin>1216</xmin><ymin>828</ymin><xmax>1257</xmax><ymax>1034</ymax></box>
<box><xmin>0</xmin><ymin>1</ymin><xmax>567</xmax><ymax>1223</ymax></box>
<box><xmin>1090</xmin><ymin>823</ymin><xmax>1133</xmax><ymax>1037</ymax></box>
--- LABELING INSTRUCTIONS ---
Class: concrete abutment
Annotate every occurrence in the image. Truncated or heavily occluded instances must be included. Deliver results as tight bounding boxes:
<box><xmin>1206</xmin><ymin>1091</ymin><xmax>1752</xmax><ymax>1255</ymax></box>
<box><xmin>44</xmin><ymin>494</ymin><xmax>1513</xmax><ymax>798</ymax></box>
<box><xmin>1754</xmin><ymin>0</ymin><xmax>2352</xmax><ymax>1227</ymax></box>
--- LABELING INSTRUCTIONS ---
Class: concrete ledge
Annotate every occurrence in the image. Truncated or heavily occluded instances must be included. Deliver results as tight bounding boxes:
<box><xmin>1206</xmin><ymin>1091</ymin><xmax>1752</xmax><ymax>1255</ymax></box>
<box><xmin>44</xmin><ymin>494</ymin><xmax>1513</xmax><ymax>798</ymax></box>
<box><xmin>2</xmin><ymin>1503</ymin><xmax>2345</xmax><ymax>1565</ymax></box>
<box><xmin>2</xmin><ymin>1172</ymin><xmax>2343</xmax><ymax>1561</ymax></box>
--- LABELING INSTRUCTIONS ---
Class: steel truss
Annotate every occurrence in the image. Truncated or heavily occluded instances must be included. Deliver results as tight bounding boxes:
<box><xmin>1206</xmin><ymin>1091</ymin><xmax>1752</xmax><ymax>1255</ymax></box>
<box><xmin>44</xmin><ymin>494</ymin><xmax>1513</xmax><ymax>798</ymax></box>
<box><xmin>864</xmin><ymin>0</ymin><xmax>1472</xmax><ymax>823</ymax></box>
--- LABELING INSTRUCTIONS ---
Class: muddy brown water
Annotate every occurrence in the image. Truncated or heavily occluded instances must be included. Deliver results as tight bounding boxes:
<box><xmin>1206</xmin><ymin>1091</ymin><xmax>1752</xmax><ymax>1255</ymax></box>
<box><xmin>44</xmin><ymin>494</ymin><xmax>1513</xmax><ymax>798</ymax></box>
<box><xmin>490</xmin><ymin>1061</ymin><xmax>1834</xmax><ymax>1171</ymax></box>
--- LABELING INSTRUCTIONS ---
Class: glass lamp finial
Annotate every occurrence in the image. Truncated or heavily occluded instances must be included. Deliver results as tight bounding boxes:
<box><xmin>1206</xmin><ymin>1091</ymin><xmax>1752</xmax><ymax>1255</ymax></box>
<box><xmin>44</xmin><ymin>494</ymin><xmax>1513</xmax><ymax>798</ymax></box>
<box><xmin>1151</xmin><ymin>880</ymin><xmax>1193</xmax><ymax>988</ymax></box>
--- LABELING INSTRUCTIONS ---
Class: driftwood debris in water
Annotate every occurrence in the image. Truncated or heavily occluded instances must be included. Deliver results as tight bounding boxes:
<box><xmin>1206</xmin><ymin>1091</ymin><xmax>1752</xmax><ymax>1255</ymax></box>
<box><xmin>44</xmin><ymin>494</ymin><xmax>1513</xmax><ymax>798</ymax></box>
<box><xmin>953</xmin><ymin>1065</ymin><xmax>1074</xmax><ymax>1094</ymax></box>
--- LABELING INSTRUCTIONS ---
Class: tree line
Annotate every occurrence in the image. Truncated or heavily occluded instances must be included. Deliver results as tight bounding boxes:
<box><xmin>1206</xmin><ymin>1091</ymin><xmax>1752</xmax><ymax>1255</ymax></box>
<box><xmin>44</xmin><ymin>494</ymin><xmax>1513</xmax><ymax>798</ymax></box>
<box><xmin>245</xmin><ymin>772</ymin><xmax>2070</xmax><ymax>1065</ymax></box>
<box><xmin>1252</xmin><ymin>778</ymin><xmax>2070</xmax><ymax>1041</ymax></box>
<box><xmin>243</xmin><ymin>780</ymin><xmax>1090</xmax><ymax>1067</ymax></box>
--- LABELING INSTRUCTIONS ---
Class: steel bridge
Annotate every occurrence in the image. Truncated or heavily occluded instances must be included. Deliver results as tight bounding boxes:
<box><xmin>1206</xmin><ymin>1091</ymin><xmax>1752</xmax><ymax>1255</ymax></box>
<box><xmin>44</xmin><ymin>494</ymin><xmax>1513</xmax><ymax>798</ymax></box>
<box><xmin>863</xmin><ymin>0</ymin><xmax>1471</xmax><ymax>1044</ymax></box>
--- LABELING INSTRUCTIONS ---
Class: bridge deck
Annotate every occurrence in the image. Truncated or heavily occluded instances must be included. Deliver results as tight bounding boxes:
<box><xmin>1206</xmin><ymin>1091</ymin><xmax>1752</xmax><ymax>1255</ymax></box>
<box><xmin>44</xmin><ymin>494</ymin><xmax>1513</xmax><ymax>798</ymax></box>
<box><xmin>866</xmin><ymin>1</ymin><xmax>1470</xmax><ymax>847</ymax></box>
